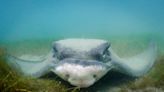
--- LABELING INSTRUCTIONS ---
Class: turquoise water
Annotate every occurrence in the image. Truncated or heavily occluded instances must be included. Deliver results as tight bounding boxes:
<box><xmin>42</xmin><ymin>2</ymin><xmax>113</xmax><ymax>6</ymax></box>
<box><xmin>0</xmin><ymin>1</ymin><xmax>163</xmax><ymax>55</ymax></box>
<box><xmin>0</xmin><ymin>1</ymin><xmax>164</xmax><ymax>40</ymax></box>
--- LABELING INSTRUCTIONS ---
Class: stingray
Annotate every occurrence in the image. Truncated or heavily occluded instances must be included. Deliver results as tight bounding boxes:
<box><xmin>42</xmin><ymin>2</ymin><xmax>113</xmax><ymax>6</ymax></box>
<box><xmin>6</xmin><ymin>39</ymin><xmax>157</xmax><ymax>88</ymax></box>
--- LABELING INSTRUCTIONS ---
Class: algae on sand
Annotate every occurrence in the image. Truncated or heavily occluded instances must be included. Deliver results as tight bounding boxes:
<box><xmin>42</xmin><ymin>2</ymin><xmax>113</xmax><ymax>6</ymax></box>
<box><xmin>0</xmin><ymin>48</ymin><xmax>79</xmax><ymax>92</ymax></box>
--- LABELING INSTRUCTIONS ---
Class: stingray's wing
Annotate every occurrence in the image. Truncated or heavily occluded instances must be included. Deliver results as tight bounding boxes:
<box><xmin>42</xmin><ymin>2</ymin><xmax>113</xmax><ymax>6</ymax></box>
<box><xmin>5</xmin><ymin>53</ymin><xmax>55</xmax><ymax>78</ymax></box>
<box><xmin>109</xmin><ymin>42</ymin><xmax>157</xmax><ymax>77</ymax></box>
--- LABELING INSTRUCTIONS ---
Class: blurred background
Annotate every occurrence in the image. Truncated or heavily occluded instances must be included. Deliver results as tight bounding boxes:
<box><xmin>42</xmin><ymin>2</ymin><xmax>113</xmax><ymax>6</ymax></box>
<box><xmin>0</xmin><ymin>0</ymin><xmax>163</xmax><ymax>41</ymax></box>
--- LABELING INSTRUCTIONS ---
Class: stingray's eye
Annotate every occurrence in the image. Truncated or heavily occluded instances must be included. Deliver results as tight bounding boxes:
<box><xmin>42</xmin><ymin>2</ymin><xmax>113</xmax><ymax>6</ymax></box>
<box><xmin>53</xmin><ymin>47</ymin><xmax>58</xmax><ymax>52</ymax></box>
<box><xmin>102</xmin><ymin>51</ymin><xmax>111</xmax><ymax>61</ymax></box>
<box><xmin>102</xmin><ymin>54</ymin><xmax>107</xmax><ymax>59</ymax></box>
<box><xmin>59</xmin><ymin>48</ymin><xmax>74</xmax><ymax>60</ymax></box>
<box><xmin>103</xmin><ymin>50</ymin><xmax>110</xmax><ymax>56</ymax></box>
<box><xmin>53</xmin><ymin>47</ymin><xmax>59</xmax><ymax>58</ymax></box>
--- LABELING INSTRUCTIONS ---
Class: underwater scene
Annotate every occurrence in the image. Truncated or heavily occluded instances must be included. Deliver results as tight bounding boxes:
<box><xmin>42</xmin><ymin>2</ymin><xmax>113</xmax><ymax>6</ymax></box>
<box><xmin>0</xmin><ymin>0</ymin><xmax>164</xmax><ymax>92</ymax></box>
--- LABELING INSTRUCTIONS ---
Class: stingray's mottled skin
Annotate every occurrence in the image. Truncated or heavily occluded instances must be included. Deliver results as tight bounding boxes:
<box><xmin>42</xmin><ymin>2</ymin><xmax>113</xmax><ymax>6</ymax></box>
<box><xmin>6</xmin><ymin>39</ymin><xmax>157</xmax><ymax>88</ymax></box>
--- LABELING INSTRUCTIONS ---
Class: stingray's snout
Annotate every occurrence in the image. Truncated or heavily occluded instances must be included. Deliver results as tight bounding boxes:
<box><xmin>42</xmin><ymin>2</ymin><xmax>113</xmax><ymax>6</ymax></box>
<box><xmin>52</xmin><ymin>58</ymin><xmax>109</xmax><ymax>87</ymax></box>
<box><xmin>68</xmin><ymin>78</ymin><xmax>95</xmax><ymax>88</ymax></box>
